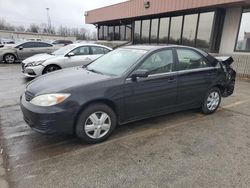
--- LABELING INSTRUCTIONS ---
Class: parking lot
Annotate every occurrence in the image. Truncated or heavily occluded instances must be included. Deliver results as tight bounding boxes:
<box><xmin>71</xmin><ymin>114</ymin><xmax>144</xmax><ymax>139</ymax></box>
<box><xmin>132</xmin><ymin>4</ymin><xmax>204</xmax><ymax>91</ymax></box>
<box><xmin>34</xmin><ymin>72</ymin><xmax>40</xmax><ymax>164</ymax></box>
<box><xmin>0</xmin><ymin>63</ymin><xmax>250</xmax><ymax>188</ymax></box>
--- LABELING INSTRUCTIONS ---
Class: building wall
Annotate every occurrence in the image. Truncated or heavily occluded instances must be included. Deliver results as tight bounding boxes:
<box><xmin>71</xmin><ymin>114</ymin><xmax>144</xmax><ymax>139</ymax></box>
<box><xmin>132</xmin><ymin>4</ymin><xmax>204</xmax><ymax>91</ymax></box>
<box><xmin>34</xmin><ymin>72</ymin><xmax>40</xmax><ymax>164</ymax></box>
<box><xmin>219</xmin><ymin>7</ymin><xmax>242</xmax><ymax>54</ymax></box>
<box><xmin>0</xmin><ymin>30</ymin><xmax>76</xmax><ymax>42</ymax></box>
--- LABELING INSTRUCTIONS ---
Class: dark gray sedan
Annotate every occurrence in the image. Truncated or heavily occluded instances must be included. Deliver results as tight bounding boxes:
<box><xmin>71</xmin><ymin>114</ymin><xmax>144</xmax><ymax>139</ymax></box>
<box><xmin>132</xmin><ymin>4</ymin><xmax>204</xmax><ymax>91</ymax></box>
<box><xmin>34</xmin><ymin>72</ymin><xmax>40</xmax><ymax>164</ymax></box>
<box><xmin>0</xmin><ymin>41</ymin><xmax>56</xmax><ymax>63</ymax></box>
<box><xmin>20</xmin><ymin>45</ymin><xmax>236</xmax><ymax>144</ymax></box>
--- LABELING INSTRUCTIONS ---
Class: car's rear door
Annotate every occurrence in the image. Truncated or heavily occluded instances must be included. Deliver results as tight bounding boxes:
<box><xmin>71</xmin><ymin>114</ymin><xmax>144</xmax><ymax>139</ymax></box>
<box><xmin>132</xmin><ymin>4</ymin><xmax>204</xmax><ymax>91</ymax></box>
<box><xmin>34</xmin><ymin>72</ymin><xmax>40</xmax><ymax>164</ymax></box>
<box><xmin>90</xmin><ymin>46</ymin><xmax>110</xmax><ymax>62</ymax></box>
<box><xmin>35</xmin><ymin>42</ymin><xmax>54</xmax><ymax>54</ymax></box>
<box><xmin>124</xmin><ymin>49</ymin><xmax>178</xmax><ymax>121</ymax></box>
<box><xmin>175</xmin><ymin>47</ymin><xmax>218</xmax><ymax>107</ymax></box>
<box><xmin>17</xmin><ymin>42</ymin><xmax>38</xmax><ymax>60</ymax></box>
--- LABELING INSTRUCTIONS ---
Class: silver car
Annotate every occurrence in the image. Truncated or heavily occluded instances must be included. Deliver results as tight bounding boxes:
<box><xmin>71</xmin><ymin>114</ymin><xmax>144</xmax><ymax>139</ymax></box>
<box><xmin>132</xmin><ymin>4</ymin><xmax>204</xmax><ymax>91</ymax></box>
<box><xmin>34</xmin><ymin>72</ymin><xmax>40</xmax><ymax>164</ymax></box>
<box><xmin>21</xmin><ymin>43</ymin><xmax>112</xmax><ymax>77</ymax></box>
<box><xmin>0</xmin><ymin>41</ymin><xmax>56</xmax><ymax>63</ymax></box>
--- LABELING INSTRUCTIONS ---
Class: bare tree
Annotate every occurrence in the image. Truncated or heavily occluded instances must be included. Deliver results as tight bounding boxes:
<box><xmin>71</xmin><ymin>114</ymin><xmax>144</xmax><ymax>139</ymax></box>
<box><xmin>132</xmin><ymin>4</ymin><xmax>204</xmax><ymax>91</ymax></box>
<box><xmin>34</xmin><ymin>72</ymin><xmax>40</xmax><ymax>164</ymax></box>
<box><xmin>27</xmin><ymin>23</ymin><xmax>40</xmax><ymax>33</ymax></box>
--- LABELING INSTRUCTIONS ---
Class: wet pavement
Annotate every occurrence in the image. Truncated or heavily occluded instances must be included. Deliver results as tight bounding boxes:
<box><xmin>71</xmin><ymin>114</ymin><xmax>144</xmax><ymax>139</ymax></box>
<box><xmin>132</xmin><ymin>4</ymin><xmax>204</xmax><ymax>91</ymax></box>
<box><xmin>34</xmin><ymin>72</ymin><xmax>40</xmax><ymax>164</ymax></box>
<box><xmin>0</xmin><ymin>64</ymin><xmax>250</xmax><ymax>188</ymax></box>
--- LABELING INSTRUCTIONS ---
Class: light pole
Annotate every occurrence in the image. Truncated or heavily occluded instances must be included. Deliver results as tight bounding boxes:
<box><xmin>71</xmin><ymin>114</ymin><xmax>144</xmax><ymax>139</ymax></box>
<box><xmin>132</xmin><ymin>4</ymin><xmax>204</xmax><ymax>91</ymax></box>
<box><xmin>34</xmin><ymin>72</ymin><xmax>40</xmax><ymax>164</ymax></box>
<box><xmin>46</xmin><ymin>8</ymin><xmax>51</xmax><ymax>33</ymax></box>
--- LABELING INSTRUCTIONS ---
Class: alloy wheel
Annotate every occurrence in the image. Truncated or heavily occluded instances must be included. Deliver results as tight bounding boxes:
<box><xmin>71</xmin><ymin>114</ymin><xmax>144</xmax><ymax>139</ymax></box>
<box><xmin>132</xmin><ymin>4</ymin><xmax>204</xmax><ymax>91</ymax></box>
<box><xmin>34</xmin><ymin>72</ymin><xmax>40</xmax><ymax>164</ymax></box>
<box><xmin>5</xmin><ymin>54</ymin><xmax>15</xmax><ymax>63</ymax></box>
<box><xmin>84</xmin><ymin>111</ymin><xmax>111</xmax><ymax>139</ymax></box>
<box><xmin>207</xmin><ymin>91</ymin><xmax>220</xmax><ymax>111</ymax></box>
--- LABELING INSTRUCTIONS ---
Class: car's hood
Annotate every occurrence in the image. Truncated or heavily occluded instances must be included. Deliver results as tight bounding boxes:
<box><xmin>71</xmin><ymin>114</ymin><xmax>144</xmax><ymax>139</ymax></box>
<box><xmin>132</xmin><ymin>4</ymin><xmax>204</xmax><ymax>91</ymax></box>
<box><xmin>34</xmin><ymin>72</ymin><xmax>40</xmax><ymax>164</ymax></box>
<box><xmin>26</xmin><ymin>67</ymin><xmax>111</xmax><ymax>95</ymax></box>
<box><xmin>23</xmin><ymin>53</ymin><xmax>56</xmax><ymax>64</ymax></box>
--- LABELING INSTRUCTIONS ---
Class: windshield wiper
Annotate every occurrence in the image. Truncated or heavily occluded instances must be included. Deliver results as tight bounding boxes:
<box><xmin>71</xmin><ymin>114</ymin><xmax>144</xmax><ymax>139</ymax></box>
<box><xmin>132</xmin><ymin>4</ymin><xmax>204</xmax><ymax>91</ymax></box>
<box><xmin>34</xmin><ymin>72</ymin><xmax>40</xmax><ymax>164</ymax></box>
<box><xmin>85</xmin><ymin>67</ymin><xmax>104</xmax><ymax>75</ymax></box>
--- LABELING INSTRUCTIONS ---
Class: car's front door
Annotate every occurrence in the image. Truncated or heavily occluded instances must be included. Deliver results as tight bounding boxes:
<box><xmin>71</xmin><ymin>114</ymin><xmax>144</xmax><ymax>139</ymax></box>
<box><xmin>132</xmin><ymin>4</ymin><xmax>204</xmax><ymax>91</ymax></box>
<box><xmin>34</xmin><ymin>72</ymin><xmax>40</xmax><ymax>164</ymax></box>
<box><xmin>175</xmin><ymin>48</ymin><xmax>218</xmax><ymax>107</ymax></box>
<box><xmin>16</xmin><ymin>42</ymin><xmax>38</xmax><ymax>60</ymax></box>
<box><xmin>124</xmin><ymin>49</ymin><xmax>178</xmax><ymax>120</ymax></box>
<box><xmin>65</xmin><ymin>46</ymin><xmax>91</xmax><ymax>67</ymax></box>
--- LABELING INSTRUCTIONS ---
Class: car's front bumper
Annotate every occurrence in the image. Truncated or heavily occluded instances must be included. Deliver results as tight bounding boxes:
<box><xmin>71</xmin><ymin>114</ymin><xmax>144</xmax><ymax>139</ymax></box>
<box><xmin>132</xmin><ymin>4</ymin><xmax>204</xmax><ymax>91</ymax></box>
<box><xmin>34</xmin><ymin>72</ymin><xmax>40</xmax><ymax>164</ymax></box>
<box><xmin>20</xmin><ymin>93</ymin><xmax>75</xmax><ymax>134</ymax></box>
<box><xmin>22</xmin><ymin>63</ymin><xmax>44</xmax><ymax>77</ymax></box>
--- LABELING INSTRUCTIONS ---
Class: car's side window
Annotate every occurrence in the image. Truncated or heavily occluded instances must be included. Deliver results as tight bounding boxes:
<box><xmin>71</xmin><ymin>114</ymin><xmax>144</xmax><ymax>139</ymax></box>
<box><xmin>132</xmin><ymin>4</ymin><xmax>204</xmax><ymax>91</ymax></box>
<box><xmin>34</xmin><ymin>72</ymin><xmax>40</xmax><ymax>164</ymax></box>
<box><xmin>138</xmin><ymin>49</ymin><xmax>174</xmax><ymax>75</ymax></box>
<box><xmin>91</xmin><ymin>46</ymin><xmax>105</xmax><ymax>55</ymax></box>
<box><xmin>71</xmin><ymin>46</ymin><xmax>90</xmax><ymax>56</ymax></box>
<box><xmin>21</xmin><ymin>42</ymin><xmax>37</xmax><ymax>48</ymax></box>
<box><xmin>36</xmin><ymin>42</ymin><xmax>52</xmax><ymax>47</ymax></box>
<box><xmin>176</xmin><ymin>49</ymin><xmax>211</xmax><ymax>71</ymax></box>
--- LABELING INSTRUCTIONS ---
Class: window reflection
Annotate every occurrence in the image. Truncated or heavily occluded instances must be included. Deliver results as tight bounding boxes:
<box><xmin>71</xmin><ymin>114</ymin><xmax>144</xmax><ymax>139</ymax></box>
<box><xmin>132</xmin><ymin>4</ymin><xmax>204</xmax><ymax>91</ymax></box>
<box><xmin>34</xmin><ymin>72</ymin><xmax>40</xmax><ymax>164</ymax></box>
<box><xmin>169</xmin><ymin>16</ymin><xmax>183</xmax><ymax>44</ymax></box>
<box><xmin>108</xmin><ymin>26</ymin><xmax>114</xmax><ymax>40</ymax></box>
<box><xmin>182</xmin><ymin>14</ymin><xmax>198</xmax><ymax>46</ymax></box>
<box><xmin>151</xmin><ymin>19</ymin><xmax>159</xmax><ymax>44</ymax></box>
<box><xmin>98</xmin><ymin>26</ymin><xmax>103</xmax><ymax>40</ymax></box>
<box><xmin>114</xmin><ymin>26</ymin><xmax>120</xmax><ymax>40</ymax></box>
<box><xmin>120</xmin><ymin>25</ymin><xmax>125</xmax><ymax>40</ymax></box>
<box><xmin>158</xmin><ymin>17</ymin><xmax>169</xmax><ymax>44</ymax></box>
<box><xmin>103</xmin><ymin>26</ymin><xmax>108</xmax><ymax>40</ymax></box>
<box><xmin>236</xmin><ymin>9</ymin><xmax>250</xmax><ymax>51</ymax></box>
<box><xmin>134</xmin><ymin>21</ymin><xmax>141</xmax><ymax>44</ymax></box>
<box><xmin>126</xmin><ymin>24</ymin><xmax>132</xmax><ymax>41</ymax></box>
<box><xmin>196</xmin><ymin>12</ymin><xmax>214</xmax><ymax>50</ymax></box>
<box><xmin>141</xmin><ymin>19</ymin><xmax>150</xmax><ymax>43</ymax></box>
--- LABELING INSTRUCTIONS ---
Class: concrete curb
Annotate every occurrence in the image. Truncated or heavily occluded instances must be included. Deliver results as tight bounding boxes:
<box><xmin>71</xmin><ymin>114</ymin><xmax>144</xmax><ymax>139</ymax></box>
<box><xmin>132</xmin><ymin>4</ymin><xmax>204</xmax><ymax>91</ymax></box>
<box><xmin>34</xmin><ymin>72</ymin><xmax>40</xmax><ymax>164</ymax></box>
<box><xmin>0</xmin><ymin>148</ymin><xmax>9</xmax><ymax>188</ymax></box>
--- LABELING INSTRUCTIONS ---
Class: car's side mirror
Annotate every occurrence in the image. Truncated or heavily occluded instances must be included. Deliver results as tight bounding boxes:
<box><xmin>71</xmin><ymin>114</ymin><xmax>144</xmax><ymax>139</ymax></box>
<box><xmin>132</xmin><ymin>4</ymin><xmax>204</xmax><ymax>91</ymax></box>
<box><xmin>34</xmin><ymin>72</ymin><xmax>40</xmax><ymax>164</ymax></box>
<box><xmin>67</xmin><ymin>52</ymin><xmax>75</xmax><ymax>57</ymax></box>
<box><xmin>130</xmin><ymin>69</ymin><xmax>149</xmax><ymax>80</ymax></box>
<box><xmin>19</xmin><ymin>46</ymin><xmax>23</xmax><ymax>50</ymax></box>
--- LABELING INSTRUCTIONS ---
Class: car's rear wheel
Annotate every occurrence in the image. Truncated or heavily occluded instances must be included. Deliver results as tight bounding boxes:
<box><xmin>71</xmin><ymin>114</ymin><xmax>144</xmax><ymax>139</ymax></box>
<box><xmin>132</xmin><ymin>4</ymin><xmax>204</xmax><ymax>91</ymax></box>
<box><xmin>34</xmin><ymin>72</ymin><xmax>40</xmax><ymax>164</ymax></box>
<box><xmin>202</xmin><ymin>87</ymin><xmax>221</xmax><ymax>114</ymax></box>
<box><xmin>43</xmin><ymin>65</ymin><xmax>61</xmax><ymax>74</ymax></box>
<box><xmin>75</xmin><ymin>103</ymin><xmax>117</xmax><ymax>144</ymax></box>
<box><xmin>4</xmin><ymin>54</ymin><xmax>16</xmax><ymax>64</ymax></box>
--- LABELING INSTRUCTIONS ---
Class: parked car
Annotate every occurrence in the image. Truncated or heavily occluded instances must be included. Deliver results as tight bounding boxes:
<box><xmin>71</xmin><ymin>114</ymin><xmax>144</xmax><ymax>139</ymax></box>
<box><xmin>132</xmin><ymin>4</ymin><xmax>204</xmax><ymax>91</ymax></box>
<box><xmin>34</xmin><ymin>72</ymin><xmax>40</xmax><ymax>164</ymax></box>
<box><xmin>21</xmin><ymin>43</ymin><xmax>112</xmax><ymax>77</ymax></box>
<box><xmin>52</xmin><ymin>40</ymin><xmax>73</xmax><ymax>46</ymax></box>
<box><xmin>0</xmin><ymin>41</ymin><xmax>56</xmax><ymax>63</ymax></box>
<box><xmin>20</xmin><ymin>45</ymin><xmax>236</xmax><ymax>144</ymax></box>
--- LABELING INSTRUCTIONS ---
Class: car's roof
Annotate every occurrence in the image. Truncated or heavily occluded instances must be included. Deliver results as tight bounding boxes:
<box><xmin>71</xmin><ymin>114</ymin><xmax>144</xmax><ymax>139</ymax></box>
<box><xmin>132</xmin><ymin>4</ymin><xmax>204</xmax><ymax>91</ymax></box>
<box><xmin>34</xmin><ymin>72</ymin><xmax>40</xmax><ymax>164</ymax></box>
<box><xmin>70</xmin><ymin>43</ymin><xmax>112</xmax><ymax>50</ymax></box>
<box><xmin>122</xmin><ymin>44</ymin><xmax>204</xmax><ymax>51</ymax></box>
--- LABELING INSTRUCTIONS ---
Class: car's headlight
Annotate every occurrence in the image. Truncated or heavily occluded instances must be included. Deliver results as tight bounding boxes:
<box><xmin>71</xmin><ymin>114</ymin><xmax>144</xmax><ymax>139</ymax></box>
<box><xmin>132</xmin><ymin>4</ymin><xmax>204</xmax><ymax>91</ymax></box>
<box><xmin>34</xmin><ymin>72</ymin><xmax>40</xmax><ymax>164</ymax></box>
<box><xmin>30</xmin><ymin>93</ymin><xmax>70</xmax><ymax>106</ymax></box>
<box><xmin>27</xmin><ymin>60</ymin><xmax>46</xmax><ymax>67</ymax></box>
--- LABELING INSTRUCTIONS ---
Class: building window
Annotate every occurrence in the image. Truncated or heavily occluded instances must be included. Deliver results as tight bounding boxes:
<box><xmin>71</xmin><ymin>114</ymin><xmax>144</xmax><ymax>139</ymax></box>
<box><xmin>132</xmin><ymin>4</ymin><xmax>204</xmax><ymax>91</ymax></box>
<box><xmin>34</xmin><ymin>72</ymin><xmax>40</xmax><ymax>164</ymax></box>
<box><xmin>196</xmin><ymin>12</ymin><xmax>215</xmax><ymax>50</ymax></box>
<box><xmin>235</xmin><ymin>8</ymin><xmax>250</xmax><ymax>52</ymax></box>
<box><xmin>150</xmin><ymin>18</ymin><xmax>159</xmax><ymax>44</ymax></box>
<box><xmin>182</xmin><ymin>14</ymin><xmax>198</xmax><ymax>46</ymax></box>
<box><xmin>158</xmin><ymin>17</ymin><xmax>169</xmax><ymax>44</ymax></box>
<box><xmin>169</xmin><ymin>16</ymin><xmax>183</xmax><ymax>44</ymax></box>
<box><xmin>98</xmin><ymin>26</ymin><xmax>103</xmax><ymax>40</ymax></box>
<box><xmin>103</xmin><ymin>26</ymin><xmax>108</xmax><ymax>40</ymax></box>
<box><xmin>114</xmin><ymin>26</ymin><xmax>120</xmax><ymax>40</ymax></box>
<box><xmin>126</xmin><ymin>24</ymin><xmax>132</xmax><ymax>41</ymax></box>
<box><xmin>108</xmin><ymin>26</ymin><xmax>114</xmax><ymax>40</ymax></box>
<box><xmin>134</xmin><ymin>21</ymin><xmax>141</xmax><ymax>44</ymax></box>
<box><xmin>141</xmin><ymin>19</ymin><xmax>150</xmax><ymax>43</ymax></box>
<box><xmin>120</xmin><ymin>25</ymin><xmax>125</xmax><ymax>40</ymax></box>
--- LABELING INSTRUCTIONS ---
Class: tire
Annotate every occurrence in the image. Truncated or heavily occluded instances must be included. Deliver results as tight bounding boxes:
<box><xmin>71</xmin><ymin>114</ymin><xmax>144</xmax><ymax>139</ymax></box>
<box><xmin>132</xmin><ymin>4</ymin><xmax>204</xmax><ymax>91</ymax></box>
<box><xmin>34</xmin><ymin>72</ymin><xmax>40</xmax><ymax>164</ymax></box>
<box><xmin>75</xmin><ymin>103</ymin><xmax>117</xmax><ymax>144</ymax></box>
<box><xmin>201</xmin><ymin>87</ymin><xmax>221</xmax><ymax>114</ymax></box>
<box><xmin>43</xmin><ymin>65</ymin><xmax>61</xmax><ymax>74</ymax></box>
<box><xmin>4</xmin><ymin>54</ymin><xmax>16</xmax><ymax>64</ymax></box>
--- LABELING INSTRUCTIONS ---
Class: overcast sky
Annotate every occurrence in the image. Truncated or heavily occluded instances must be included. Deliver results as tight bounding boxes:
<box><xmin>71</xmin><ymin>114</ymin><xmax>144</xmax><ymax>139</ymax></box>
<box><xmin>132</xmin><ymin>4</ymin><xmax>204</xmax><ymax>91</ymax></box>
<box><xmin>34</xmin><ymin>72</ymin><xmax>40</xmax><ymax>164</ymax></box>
<box><xmin>0</xmin><ymin>0</ymin><xmax>127</xmax><ymax>31</ymax></box>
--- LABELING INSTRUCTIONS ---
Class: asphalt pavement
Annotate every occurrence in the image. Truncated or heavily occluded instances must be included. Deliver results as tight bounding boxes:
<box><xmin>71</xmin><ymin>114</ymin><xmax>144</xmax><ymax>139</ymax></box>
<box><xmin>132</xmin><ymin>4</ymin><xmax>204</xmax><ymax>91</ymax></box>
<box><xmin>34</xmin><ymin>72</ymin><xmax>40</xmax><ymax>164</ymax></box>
<box><xmin>0</xmin><ymin>64</ymin><xmax>250</xmax><ymax>188</ymax></box>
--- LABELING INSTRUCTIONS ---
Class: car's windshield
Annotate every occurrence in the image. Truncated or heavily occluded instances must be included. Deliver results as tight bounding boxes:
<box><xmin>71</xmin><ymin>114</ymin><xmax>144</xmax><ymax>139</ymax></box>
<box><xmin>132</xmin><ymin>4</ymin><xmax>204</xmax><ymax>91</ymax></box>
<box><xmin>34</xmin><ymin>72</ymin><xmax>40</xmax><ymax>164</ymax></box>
<box><xmin>87</xmin><ymin>48</ymin><xmax>147</xmax><ymax>76</ymax></box>
<box><xmin>52</xmin><ymin>44</ymin><xmax>75</xmax><ymax>55</ymax></box>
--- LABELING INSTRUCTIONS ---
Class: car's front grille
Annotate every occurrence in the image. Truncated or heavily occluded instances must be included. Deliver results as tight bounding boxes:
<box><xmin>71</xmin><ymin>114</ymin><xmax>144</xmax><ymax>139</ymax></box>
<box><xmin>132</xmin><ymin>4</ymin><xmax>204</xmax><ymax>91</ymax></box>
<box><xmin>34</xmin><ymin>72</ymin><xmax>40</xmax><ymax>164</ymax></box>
<box><xmin>25</xmin><ymin>91</ymin><xmax>34</xmax><ymax>102</ymax></box>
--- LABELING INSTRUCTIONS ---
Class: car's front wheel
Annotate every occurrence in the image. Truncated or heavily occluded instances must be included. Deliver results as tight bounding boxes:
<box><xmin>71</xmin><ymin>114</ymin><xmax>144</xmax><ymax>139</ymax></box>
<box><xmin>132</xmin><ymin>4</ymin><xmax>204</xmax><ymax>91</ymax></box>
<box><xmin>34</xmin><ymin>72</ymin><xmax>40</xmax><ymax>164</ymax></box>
<box><xmin>202</xmin><ymin>87</ymin><xmax>221</xmax><ymax>114</ymax></box>
<box><xmin>75</xmin><ymin>103</ymin><xmax>117</xmax><ymax>144</ymax></box>
<box><xmin>4</xmin><ymin>54</ymin><xmax>16</xmax><ymax>64</ymax></box>
<box><xmin>43</xmin><ymin>65</ymin><xmax>61</xmax><ymax>74</ymax></box>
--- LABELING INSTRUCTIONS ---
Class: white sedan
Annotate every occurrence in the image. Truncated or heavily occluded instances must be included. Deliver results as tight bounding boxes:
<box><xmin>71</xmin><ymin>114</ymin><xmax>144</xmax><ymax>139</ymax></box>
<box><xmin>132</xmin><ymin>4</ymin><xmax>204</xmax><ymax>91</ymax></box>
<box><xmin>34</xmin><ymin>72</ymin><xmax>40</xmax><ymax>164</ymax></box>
<box><xmin>21</xmin><ymin>43</ymin><xmax>112</xmax><ymax>77</ymax></box>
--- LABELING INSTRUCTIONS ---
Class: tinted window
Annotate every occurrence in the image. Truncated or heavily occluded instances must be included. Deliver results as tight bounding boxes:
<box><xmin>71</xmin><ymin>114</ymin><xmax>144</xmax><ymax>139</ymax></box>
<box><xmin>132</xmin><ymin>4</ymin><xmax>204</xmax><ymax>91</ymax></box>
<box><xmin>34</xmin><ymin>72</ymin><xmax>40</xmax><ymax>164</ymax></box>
<box><xmin>235</xmin><ymin>8</ymin><xmax>250</xmax><ymax>51</ymax></box>
<box><xmin>176</xmin><ymin>48</ymin><xmax>210</xmax><ymax>70</ymax></box>
<box><xmin>108</xmin><ymin>26</ymin><xmax>114</xmax><ymax>40</ymax></box>
<box><xmin>91</xmin><ymin>47</ymin><xmax>106</xmax><ymax>55</ymax></box>
<box><xmin>196</xmin><ymin>12</ymin><xmax>215</xmax><ymax>50</ymax></box>
<box><xmin>138</xmin><ymin>49</ymin><xmax>174</xmax><ymax>75</ymax></box>
<box><xmin>158</xmin><ymin>17</ymin><xmax>170</xmax><ymax>44</ymax></box>
<box><xmin>36</xmin><ymin>42</ymin><xmax>52</xmax><ymax>47</ymax></box>
<box><xmin>169</xmin><ymin>16</ymin><xmax>183</xmax><ymax>44</ymax></box>
<box><xmin>182</xmin><ymin>14</ymin><xmax>198</xmax><ymax>46</ymax></box>
<box><xmin>21</xmin><ymin>42</ymin><xmax>37</xmax><ymax>48</ymax></box>
<box><xmin>141</xmin><ymin>19</ymin><xmax>150</xmax><ymax>43</ymax></box>
<box><xmin>134</xmin><ymin>21</ymin><xmax>141</xmax><ymax>44</ymax></box>
<box><xmin>125</xmin><ymin>24</ymin><xmax>132</xmax><ymax>41</ymax></box>
<box><xmin>114</xmin><ymin>26</ymin><xmax>120</xmax><ymax>40</ymax></box>
<box><xmin>120</xmin><ymin>25</ymin><xmax>125</xmax><ymax>40</ymax></box>
<box><xmin>151</xmin><ymin>19</ymin><xmax>159</xmax><ymax>44</ymax></box>
<box><xmin>103</xmin><ymin>26</ymin><xmax>108</xmax><ymax>40</ymax></box>
<box><xmin>98</xmin><ymin>26</ymin><xmax>104</xmax><ymax>40</ymax></box>
<box><xmin>71</xmin><ymin>46</ymin><xmax>90</xmax><ymax>55</ymax></box>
